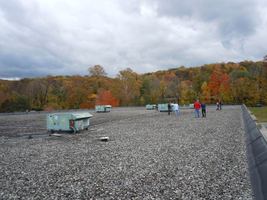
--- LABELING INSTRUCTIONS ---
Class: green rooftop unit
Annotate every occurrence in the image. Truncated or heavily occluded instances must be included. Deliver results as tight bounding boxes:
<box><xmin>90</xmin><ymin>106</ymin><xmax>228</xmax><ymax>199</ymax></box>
<box><xmin>158</xmin><ymin>103</ymin><xmax>174</xmax><ymax>112</ymax></box>
<box><xmin>146</xmin><ymin>104</ymin><xmax>156</xmax><ymax>110</ymax></box>
<box><xmin>158</xmin><ymin>104</ymin><xmax>168</xmax><ymax>112</ymax></box>
<box><xmin>95</xmin><ymin>105</ymin><xmax>112</xmax><ymax>113</ymax></box>
<box><xmin>189</xmin><ymin>104</ymin><xmax>194</xmax><ymax>109</ymax></box>
<box><xmin>47</xmin><ymin>112</ymin><xmax>93</xmax><ymax>133</ymax></box>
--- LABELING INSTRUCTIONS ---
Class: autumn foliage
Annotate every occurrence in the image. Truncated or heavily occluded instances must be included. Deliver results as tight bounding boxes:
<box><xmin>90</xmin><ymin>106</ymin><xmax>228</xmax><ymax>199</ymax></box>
<box><xmin>95</xmin><ymin>90</ymin><xmax>119</xmax><ymax>107</ymax></box>
<box><xmin>0</xmin><ymin>61</ymin><xmax>267</xmax><ymax>112</ymax></box>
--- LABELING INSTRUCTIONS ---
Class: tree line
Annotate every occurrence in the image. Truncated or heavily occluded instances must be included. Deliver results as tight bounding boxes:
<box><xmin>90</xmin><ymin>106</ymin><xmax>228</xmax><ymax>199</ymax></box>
<box><xmin>0</xmin><ymin>61</ymin><xmax>267</xmax><ymax>112</ymax></box>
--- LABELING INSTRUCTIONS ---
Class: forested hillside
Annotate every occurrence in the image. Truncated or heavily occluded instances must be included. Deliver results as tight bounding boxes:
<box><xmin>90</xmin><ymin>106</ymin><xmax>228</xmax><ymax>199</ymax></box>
<box><xmin>1</xmin><ymin>61</ymin><xmax>267</xmax><ymax>112</ymax></box>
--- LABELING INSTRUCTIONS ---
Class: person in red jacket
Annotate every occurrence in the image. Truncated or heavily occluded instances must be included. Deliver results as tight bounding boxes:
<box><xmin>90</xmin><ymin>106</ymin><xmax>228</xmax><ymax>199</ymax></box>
<box><xmin>194</xmin><ymin>99</ymin><xmax>201</xmax><ymax>118</ymax></box>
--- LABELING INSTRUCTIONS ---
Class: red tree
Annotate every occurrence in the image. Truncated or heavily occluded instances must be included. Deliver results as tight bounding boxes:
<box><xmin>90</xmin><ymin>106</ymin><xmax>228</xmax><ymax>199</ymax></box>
<box><xmin>208</xmin><ymin>69</ymin><xmax>230</xmax><ymax>101</ymax></box>
<box><xmin>95</xmin><ymin>90</ymin><xmax>119</xmax><ymax>107</ymax></box>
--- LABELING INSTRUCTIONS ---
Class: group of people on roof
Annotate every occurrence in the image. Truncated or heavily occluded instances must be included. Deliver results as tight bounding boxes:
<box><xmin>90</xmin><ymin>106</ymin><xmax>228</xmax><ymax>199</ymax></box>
<box><xmin>167</xmin><ymin>99</ymin><xmax>223</xmax><ymax>118</ymax></box>
<box><xmin>193</xmin><ymin>100</ymin><xmax>206</xmax><ymax>118</ymax></box>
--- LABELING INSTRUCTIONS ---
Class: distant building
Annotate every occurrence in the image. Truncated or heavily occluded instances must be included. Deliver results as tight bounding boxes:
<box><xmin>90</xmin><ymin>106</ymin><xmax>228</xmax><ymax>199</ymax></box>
<box><xmin>264</xmin><ymin>55</ymin><xmax>267</xmax><ymax>62</ymax></box>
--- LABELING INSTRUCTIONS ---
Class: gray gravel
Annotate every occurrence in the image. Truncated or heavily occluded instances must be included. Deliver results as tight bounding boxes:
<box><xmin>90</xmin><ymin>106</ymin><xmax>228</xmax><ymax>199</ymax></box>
<box><xmin>0</xmin><ymin>106</ymin><xmax>252</xmax><ymax>199</ymax></box>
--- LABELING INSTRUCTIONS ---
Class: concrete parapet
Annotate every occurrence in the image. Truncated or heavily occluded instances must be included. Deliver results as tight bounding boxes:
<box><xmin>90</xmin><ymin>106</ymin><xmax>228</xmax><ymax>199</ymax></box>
<box><xmin>241</xmin><ymin>105</ymin><xmax>267</xmax><ymax>200</ymax></box>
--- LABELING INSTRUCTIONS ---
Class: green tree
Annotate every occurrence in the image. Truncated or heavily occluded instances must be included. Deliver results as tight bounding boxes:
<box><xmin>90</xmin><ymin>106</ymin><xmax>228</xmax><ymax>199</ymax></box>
<box><xmin>0</xmin><ymin>95</ymin><xmax>30</xmax><ymax>112</ymax></box>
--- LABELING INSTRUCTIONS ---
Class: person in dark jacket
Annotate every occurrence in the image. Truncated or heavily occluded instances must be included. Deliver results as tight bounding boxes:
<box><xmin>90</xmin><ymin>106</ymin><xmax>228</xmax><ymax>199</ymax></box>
<box><xmin>201</xmin><ymin>102</ymin><xmax>206</xmax><ymax>117</ymax></box>
<box><xmin>219</xmin><ymin>100</ymin><xmax>222</xmax><ymax>110</ymax></box>
<box><xmin>167</xmin><ymin>102</ymin><xmax>172</xmax><ymax>115</ymax></box>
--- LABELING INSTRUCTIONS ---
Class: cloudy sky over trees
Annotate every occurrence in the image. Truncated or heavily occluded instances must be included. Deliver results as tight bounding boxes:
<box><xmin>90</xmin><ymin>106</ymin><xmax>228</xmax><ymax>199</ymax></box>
<box><xmin>0</xmin><ymin>0</ymin><xmax>267</xmax><ymax>78</ymax></box>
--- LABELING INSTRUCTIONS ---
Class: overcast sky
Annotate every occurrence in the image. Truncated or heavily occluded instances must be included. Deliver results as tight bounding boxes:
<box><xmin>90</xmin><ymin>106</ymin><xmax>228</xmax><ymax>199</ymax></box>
<box><xmin>0</xmin><ymin>0</ymin><xmax>267</xmax><ymax>78</ymax></box>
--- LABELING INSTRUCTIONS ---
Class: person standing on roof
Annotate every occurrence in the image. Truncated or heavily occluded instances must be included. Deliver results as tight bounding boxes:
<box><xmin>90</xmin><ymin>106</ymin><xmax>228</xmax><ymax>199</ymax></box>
<box><xmin>216</xmin><ymin>101</ymin><xmax>219</xmax><ymax>110</ymax></box>
<box><xmin>167</xmin><ymin>102</ymin><xmax>172</xmax><ymax>115</ymax></box>
<box><xmin>194</xmin><ymin>99</ymin><xmax>201</xmax><ymax>118</ymax></box>
<box><xmin>201</xmin><ymin>102</ymin><xmax>206</xmax><ymax>117</ymax></box>
<box><xmin>173</xmin><ymin>102</ymin><xmax>179</xmax><ymax>117</ymax></box>
<box><xmin>219</xmin><ymin>100</ymin><xmax>222</xmax><ymax>110</ymax></box>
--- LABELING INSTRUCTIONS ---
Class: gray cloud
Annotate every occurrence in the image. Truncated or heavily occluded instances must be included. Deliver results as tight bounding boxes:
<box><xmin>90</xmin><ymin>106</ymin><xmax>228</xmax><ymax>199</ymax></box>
<box><xmin>0</xmin><ymin>0</ymin><xmax>267</xmax><ymax>78</ymax></box>
<box><xmin>154</xmin><ymin>0</ymin><xmax>260</xmax><ymax>41</ymax></box>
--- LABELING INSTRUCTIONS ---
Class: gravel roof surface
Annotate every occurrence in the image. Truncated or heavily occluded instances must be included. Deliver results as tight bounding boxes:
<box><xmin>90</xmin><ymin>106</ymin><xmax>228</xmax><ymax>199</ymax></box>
<box><xmin>0</xmin><ymin>106</ymin><xmax>252</xmax><ymax>199</ymax></box>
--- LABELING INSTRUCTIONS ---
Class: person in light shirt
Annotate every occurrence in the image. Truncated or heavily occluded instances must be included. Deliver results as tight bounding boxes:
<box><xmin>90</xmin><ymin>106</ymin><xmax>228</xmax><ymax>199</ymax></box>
<box><xmin>173</xmin><ymin>102</ymin><xmax>179</xmax><ymax>117</ymax></box>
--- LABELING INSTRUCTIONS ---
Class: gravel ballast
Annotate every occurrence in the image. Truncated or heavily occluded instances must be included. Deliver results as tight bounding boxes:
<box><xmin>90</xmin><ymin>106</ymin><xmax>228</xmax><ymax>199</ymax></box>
<box><xmin>0</xmin><ymin>106</ymin><xmax>252</xmax><ymax>199</ymax></box>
